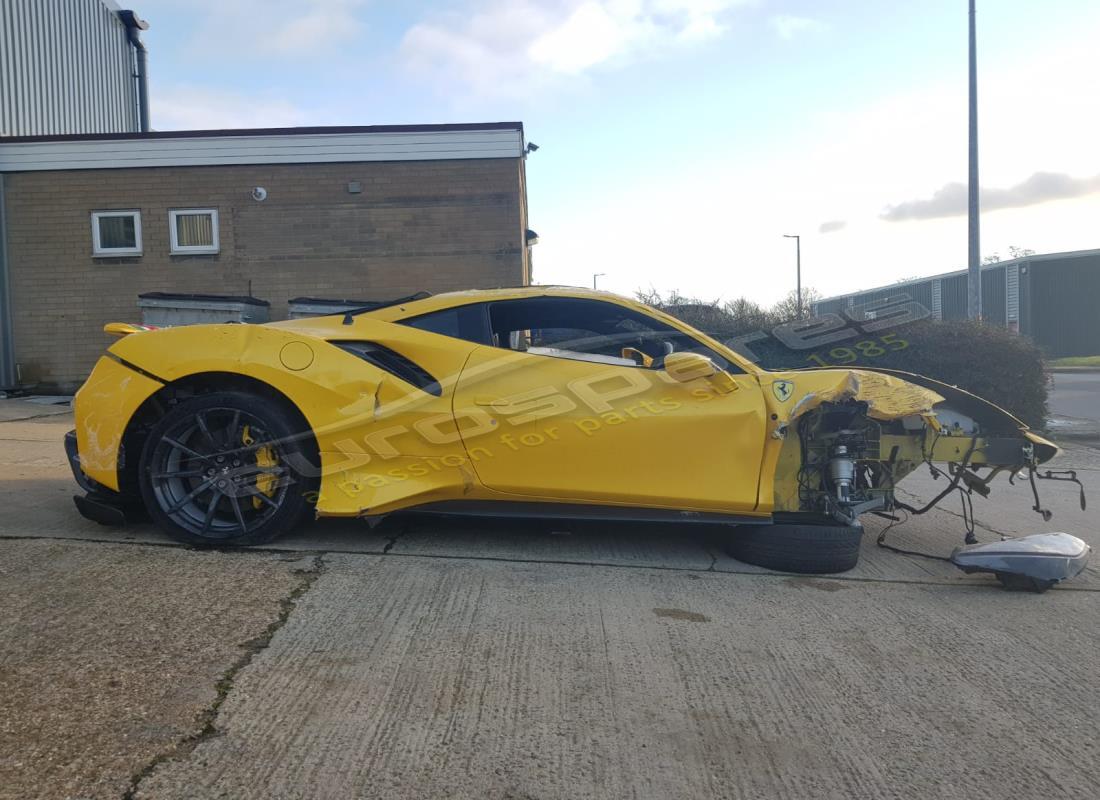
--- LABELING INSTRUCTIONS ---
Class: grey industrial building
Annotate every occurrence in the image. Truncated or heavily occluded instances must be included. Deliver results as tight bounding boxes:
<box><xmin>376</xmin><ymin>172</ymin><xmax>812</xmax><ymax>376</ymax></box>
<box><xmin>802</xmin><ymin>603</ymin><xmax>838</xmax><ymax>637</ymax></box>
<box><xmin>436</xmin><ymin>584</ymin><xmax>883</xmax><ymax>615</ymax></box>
<box><xmin>1</xmin><ymin>0</ymin><xmax>150</xmax><ymax>390</ymax></box>
<box><xmin>814</xmin><ymin>249</ymin><xmax>1100</xmax><ymax>358</ymax></box>
<box><xmin>1</xmin><ymin>0</ymin><xmax>149</xmax><ymax>137</ymax></box>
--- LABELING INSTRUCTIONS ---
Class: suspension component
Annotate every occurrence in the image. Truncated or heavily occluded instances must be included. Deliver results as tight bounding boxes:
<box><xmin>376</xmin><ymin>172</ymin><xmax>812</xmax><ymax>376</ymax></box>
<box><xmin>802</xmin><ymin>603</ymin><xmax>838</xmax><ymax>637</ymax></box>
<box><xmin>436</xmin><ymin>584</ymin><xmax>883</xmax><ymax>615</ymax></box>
<box><xmin>828</xmin><ymin>444</ymin><xmax>856</xmax><ymax>503</ymax></box>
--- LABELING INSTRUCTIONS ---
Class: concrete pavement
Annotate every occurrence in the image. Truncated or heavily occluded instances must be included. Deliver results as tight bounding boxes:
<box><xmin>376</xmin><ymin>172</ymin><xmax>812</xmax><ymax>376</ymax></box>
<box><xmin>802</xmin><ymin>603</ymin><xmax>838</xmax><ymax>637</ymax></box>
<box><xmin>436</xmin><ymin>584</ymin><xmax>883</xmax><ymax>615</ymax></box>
<box><xmin>2</xmin><ymin>403</ymin><xmax>1099</xmax><ymax>799</ymax></box>
<box><xmin>0</xmin><ymin>539</ymin><xmax>315</xmax><ymax>800</ymax></box>
<box><xmin>135</xmin><ymin>554</ymin><xmax>1100</xmax><ymax>800</ymax></box>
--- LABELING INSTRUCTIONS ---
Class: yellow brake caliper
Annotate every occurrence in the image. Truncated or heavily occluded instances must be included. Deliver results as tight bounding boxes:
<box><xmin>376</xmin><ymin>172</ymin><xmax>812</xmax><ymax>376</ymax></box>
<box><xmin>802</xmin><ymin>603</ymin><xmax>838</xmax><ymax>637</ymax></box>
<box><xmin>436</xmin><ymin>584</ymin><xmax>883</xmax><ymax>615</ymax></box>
<box><xmin>242</xmin><ymin>425</ymin><xmax>278</xmax><ymax>509</ymax></box>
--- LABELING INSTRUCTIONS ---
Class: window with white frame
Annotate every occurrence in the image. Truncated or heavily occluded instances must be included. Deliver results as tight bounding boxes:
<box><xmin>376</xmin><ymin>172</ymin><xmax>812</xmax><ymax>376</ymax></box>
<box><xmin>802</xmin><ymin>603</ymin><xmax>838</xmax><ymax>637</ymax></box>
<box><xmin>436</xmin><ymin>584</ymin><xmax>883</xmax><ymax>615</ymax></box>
<box><xmin>169</xmin><ymin>208</ymin><xmax>220</xmax><ymax>254</ymax></box>
<box><xmin>91</xmin><ymin>210</ymin><xmax>143</xmax><ymax>256</ymax></box>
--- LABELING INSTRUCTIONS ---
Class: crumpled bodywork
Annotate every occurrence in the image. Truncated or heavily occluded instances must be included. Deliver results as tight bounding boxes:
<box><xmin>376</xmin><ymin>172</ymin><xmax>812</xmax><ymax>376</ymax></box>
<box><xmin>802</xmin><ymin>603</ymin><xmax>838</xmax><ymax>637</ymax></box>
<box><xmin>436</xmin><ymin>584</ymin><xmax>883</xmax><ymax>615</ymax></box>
<box><xmin>761</xmin><ymin>365</ymin><xmax>1059</xmax><ymax>519</ymax></box>
<box><xmin>785</xmin><ymin>369</ymin><xmax>943</xmax><ymax>422</ymax></box>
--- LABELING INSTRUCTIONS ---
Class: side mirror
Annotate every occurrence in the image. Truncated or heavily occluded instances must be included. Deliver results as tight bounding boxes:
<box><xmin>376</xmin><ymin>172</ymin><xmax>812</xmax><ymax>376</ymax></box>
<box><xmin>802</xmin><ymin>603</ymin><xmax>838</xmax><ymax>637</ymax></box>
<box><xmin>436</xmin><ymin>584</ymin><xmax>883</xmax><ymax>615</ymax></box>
<box><xmin>663</xmin><ymin>351</ymin><xmax>717</xmax><ymax>383</ymax></box>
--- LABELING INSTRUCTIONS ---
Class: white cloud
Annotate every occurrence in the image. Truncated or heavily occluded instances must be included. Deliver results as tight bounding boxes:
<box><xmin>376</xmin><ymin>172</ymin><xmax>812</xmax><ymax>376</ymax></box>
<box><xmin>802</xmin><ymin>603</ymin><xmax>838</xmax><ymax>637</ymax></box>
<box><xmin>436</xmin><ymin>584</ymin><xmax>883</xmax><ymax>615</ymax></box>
<box><xmin>151</xmin><ymin>86</ymin><xmax>308</xmax><ymax>131</ymax></box>
<box><xmin>532</xmin><ymin>23</ymin><xmax>1100</xmax><ymax>304</ymax></box>
<box><xmin>881</xmin><ymin>172</ymin><xmax>1100</xmax><ymax>221</ymax></box>
<box><xmin>175</xmin><ymin>0</ymin><xmax>365</xmax><ymax>58</ymax></box>
<box><xmin>264</xmin><ymin>0</ymin><xmax>365</xmax><ymax>54</ymax></box>
<box><xmin>769</xmin><ymin>14</ymin><xmax>826</xmax><ymax>40</ymax></box>
<box><xmin>528</xmin><ymin>3</ymin><xmax>636</xmax><ymax>74</ymax></box>
<box><xmin>401</xmin><ymin>0</ymin><xmax>749</xmax><ymax>95</ymax></box>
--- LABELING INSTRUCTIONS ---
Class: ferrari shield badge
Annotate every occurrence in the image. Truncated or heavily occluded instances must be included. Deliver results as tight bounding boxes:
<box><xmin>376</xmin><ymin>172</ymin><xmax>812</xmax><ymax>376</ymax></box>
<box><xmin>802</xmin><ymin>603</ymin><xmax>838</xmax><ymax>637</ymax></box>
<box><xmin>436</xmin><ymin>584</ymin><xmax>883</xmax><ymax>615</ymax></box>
<box><xmin>772</xmin><ymin>380</ymin><xmax>794</xmax><ymax>402</ymax></box>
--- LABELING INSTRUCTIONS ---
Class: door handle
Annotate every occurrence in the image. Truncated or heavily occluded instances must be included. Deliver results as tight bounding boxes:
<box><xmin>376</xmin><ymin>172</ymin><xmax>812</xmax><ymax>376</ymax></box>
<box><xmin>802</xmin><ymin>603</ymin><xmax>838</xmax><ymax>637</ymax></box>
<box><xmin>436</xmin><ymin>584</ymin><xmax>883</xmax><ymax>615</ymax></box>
<box><xmin>473</xmin><ymin>396</ymin><xmax>505</xmax><ymax>407</ymax></box>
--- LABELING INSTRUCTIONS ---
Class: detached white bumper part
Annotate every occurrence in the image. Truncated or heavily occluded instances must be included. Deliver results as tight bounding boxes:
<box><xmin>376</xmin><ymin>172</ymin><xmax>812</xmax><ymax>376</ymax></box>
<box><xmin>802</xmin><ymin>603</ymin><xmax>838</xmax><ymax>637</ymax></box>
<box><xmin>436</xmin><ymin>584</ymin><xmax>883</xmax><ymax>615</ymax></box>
<box><xmin>951</xmin><ymin>532</ymin><xmax>1091</xmax><ymax>592</ymax></box>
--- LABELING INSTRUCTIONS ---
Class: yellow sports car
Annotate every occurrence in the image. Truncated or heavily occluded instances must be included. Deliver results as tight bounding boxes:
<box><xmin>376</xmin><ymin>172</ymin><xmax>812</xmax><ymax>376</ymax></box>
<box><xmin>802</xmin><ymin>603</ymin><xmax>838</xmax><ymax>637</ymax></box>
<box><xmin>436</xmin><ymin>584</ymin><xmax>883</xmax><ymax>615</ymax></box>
<box><xmin>67</xmin><ymin>287</ymin><xmax>1064</xmax><ymax>572</ymax></box>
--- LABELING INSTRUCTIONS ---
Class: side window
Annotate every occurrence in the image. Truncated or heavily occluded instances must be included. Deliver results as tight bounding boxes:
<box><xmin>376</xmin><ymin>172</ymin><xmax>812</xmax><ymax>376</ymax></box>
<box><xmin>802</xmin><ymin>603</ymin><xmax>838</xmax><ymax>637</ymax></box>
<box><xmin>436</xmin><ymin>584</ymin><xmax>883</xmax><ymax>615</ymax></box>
<box><xmin>400</xmin><ymin>303</ymin><xmax>492</xmax><ymax>345</ymax></box>
<box><xmin>91</xmin><ymin>210</ymin><xmax>142</xmax><ymax>256</ymax></box>
<box><xmin>487</xmin><ymin>297</ymin><xmax>741</xmax><ymax>372</ymax></box>
<box><xmin>169</xmin><ymin>208</ymin><xmax>219</xmax><ymax>254</ymax></box>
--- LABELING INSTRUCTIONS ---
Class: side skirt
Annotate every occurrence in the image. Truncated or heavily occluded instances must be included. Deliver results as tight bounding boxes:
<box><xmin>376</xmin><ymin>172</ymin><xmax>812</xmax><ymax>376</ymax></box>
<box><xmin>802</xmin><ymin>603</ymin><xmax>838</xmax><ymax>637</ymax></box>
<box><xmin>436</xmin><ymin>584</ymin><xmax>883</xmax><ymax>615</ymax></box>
<box><xmin>396</xmin><ymin>500</ymin><xmax>773</xmax><ymax>526</ymax></box>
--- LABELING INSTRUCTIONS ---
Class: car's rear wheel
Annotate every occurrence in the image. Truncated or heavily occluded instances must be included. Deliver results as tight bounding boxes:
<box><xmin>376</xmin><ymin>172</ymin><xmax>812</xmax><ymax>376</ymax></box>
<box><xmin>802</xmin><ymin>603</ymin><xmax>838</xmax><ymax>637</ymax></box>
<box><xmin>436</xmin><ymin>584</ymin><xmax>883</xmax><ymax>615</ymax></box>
<box><xmin>138</xmin><ymin>392</ymin><xmax>317</xmax><ymax>547</ymax></box>
<box><xmin>724</xmin><ymin>518</ymin><xmax>864</xmax><ymax>574</ymax></box>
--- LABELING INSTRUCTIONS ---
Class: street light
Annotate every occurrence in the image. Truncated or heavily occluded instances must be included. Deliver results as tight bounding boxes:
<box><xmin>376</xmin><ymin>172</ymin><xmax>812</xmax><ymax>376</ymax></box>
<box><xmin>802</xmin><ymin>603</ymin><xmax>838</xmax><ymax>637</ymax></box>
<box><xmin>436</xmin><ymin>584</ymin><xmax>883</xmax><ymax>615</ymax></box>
<box><xmin>592</xmin><ymin>273</ymin><xmax>606</xmax><ymax>290</ymax></box>
<box><xmin>783</xmin><ymin>234</ymin><xmax>802</xmax><ymax>319</ymax></box>
<box><xmin>967</xmin><ymin>0</ymin><xmax>982</xmax><ymax>319</ymax></box>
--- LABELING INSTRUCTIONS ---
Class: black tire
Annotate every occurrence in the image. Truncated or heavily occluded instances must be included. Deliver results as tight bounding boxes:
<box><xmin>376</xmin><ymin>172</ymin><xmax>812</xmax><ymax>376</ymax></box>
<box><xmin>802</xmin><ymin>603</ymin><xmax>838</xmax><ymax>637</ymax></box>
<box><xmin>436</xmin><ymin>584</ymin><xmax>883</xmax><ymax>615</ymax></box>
<box><xmin>724</xmin><ymin>520</ymin><xmax>864</xmax><ymax>574</ymax></box>
<box><xmin>138</xmin><ymin>391</ymin><xmax>317</xmax><ymax>547</ymax></box>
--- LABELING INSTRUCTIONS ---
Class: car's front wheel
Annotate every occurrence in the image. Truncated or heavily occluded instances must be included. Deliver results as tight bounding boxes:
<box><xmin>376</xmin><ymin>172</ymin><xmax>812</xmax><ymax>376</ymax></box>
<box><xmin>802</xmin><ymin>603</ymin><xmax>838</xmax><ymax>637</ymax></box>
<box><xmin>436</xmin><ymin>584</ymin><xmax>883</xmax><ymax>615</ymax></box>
<box><xmin>724</xmin><ymin>518</ymin><xmax>864</xmax><ymax>574</ymax></box>
<box><xmin>138</xmin><ymin>391</ymin><xmax>317</xmax><ymax>547</ymax></box>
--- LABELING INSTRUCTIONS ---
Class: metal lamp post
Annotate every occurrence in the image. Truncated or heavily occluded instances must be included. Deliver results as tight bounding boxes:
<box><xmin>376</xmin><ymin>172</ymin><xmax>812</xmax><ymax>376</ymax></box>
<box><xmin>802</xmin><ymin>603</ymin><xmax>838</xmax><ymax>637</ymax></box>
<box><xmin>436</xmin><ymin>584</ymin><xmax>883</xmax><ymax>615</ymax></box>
<box><xmin>783</xmin><ymin>234</ymin><xmax>802</xmax><ymax>319</ymax></box>
<box><xmin>967</xmin><ymin>0</ymin><xmax>982</xmax><ymax>319</ymax></box>
<box><xmin>592</xmin><ymin>273</ymin><xmax>606</xmax><ymax>290</ymax></box>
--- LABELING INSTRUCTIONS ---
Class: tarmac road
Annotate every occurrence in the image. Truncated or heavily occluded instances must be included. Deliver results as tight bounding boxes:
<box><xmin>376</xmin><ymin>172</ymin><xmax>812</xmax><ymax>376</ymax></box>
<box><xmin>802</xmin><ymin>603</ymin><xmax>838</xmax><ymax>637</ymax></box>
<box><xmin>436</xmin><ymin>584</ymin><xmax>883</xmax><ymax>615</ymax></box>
<box><xmin>1049</xmin><ymin>371</ymin><xmax>1100</xmax><ymax>423</ymax></box>
<box><xmin>2</xmin><ymin>400</ymin><xmax>1098</xmax><ymax>800</ymax></box>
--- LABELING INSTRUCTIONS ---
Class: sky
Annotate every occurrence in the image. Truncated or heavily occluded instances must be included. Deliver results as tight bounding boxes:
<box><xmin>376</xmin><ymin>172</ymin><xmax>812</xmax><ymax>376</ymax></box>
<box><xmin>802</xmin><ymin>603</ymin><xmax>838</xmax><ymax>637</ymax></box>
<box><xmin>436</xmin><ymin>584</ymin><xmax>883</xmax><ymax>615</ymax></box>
<box><xmin>138</xmin><ymin>0</ymin><xmax>1100</xmax><ymax>305</ymax></box>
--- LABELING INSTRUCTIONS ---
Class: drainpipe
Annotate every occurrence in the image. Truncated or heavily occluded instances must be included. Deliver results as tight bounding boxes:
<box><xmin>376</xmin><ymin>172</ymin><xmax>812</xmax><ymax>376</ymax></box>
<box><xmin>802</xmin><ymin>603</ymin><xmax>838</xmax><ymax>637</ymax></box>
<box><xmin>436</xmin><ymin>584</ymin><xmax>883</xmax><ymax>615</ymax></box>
<box><xmin>0</xmin><ymin>174</ymin><xmax>15</xmax><ymax>390</ymax></box>
<box><xmin>117</xmin><ymin>11</ymin><xmax>150</xmax><ymax>132</ymax></box>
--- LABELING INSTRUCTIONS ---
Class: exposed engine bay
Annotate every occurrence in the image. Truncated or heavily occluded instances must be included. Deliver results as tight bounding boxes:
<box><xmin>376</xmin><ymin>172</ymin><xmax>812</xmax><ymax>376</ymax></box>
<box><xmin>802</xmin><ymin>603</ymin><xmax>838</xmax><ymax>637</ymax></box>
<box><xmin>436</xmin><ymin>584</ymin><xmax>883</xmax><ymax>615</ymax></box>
<box><xmin>780</xmin><ymin>396</ymin><xmax>1087</xmax><ymax>590</ymax></box>
<box><xmin>792</xmin><ymin>399</ymin><xmax>1085</xmax><ymax>530</ymax></box>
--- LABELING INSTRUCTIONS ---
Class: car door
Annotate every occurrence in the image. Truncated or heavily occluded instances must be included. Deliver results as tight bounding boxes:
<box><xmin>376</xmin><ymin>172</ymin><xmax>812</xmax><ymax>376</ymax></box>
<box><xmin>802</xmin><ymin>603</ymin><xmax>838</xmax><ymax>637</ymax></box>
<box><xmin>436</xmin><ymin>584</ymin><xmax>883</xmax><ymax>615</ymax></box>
<box><xmin>450</xmin><ymin>297</ymin><xmax>768</xmax><ymax>513</ymax></box>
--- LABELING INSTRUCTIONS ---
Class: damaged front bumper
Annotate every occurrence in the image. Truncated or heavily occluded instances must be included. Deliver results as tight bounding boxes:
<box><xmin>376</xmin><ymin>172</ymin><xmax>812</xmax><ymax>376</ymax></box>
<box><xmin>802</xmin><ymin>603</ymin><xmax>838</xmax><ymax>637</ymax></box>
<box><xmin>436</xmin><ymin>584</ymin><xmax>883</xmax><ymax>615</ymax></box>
<box><xmin>65</xmin><ymin>429</ymin><xmax>100</xmax><ymax>494</ymax></box>
<box><xmin>65</xmin><ymin>429</ymin><xmax>141</xmax><ymax>526</ymax></box>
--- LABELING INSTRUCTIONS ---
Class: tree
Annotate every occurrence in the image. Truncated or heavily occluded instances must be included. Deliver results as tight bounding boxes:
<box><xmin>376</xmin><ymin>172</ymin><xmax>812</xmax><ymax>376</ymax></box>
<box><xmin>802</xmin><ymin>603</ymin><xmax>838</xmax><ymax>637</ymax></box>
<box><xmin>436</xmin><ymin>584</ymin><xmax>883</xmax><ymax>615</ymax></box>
<box><xmin>635</xmin><ymin>289</ymin><xmax>739</xmax><ymax>337</ymax></box>
<box><xmin>722</xmin><ymin>297</ymin><xmax>776</xmax><ymax>331</ymax></box>
<box><xmin>984</xmin><ymin>246</ymin><xmax>1035</xmax><ymax>264</ymax></box>
<box><xmin>635</xmin><ymin>286</ymin><xmax>826</xmax><ymax>333</ymax></box>
<box><xmin>769</xmin><ymin>287</ymin><xmax>823</xmax><ymax>322</ymax></box>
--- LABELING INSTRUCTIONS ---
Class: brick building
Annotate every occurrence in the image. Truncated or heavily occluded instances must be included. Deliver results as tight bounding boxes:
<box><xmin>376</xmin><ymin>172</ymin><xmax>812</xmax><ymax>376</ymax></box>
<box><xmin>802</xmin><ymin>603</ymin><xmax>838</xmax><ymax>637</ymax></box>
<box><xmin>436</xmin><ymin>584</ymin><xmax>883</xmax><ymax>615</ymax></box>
<box><xmin>0</xmin><ymin>123</ymin><xmax>532</xmax><ymax>389</ymax></box>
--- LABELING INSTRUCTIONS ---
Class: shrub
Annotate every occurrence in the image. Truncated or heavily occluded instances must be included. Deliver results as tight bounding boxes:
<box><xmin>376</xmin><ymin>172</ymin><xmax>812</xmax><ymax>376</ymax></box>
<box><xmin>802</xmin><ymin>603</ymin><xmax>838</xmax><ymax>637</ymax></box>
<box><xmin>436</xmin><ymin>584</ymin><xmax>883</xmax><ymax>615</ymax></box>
<box><xmin>828</xmin><ymin>319</ymin><xmax>1049</xmax><ymax>428</ymax></box>
<box><xmin>653</xmin><ymin>300</ymin><xmax>1049</xmax><ymax>427</ymax></box>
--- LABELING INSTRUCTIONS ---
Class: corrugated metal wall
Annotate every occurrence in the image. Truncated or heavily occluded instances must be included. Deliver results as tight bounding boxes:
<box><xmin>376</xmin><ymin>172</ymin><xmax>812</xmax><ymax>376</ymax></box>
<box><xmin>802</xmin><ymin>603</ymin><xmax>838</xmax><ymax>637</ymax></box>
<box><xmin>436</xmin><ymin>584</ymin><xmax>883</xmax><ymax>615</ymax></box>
<box><xmin>940</xmin><ymin>274</ymin><xmax>969</xmax><ymax>319</ymax></box>
<box><xmin>815</xmin><ymin>281</ymin><xmax>935</xmax><ymax>318</ymax></box>
<box><xmin>980</xmin><ymin>264</ymin><xmax>1007</xmax><ymax>325</ymax></box>
<box><xmin>814</xmin><ymin>296</ymin><xmax>850</xmax><ymax>316</ymax></box>
<box><xmin>854</xmin><ymin>282</ymin><xmax>935</xmax><ymax>314</ymax></box>
<box><xmin>813</xmin><ymin>253</ymin><xmax>1099</xmax><ymax>357</ymax></box>
<box><xmin>1</xmin><ymin>0</ymin><xmax>138</xmax><ymax>137</ymax></box>
<box><xmin>1027</xmin><ymin>253</ymin><xmax>1100</xmax><ymax>357</ymax></box>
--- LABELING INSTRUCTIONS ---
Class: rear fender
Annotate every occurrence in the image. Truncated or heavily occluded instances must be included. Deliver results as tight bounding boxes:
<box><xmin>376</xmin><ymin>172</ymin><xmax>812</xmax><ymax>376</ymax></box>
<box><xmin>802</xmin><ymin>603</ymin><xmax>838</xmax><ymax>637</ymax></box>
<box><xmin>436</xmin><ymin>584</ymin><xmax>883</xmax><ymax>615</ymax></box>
<box><xmin>96</xmin><ymin>321</ymin><xmax>479</xmax><ymax>514</ymax></box>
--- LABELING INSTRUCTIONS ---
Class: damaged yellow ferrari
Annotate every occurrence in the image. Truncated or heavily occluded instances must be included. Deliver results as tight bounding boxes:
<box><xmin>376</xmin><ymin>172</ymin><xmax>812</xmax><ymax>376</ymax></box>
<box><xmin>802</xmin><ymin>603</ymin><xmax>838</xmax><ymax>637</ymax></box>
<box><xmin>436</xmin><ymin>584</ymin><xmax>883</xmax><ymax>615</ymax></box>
<box><xmin>67</xmin><ymin>287</ymin><xmax>1072</xmax><ymax>574</ymax></box>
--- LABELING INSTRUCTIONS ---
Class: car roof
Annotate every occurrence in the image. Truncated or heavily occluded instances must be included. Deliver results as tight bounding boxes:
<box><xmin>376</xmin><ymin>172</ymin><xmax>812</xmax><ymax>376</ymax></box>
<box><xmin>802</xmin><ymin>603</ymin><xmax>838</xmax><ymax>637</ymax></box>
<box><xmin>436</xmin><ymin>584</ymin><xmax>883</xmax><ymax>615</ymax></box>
<box><xmin>271</xmin><ymin>286</ymin><xmax>763</xmax><ymax>376</ymax></box>
<box><xmin>364</xmin><ymin>286</ymin><xmax>638</xmax><ymax>320</ymax></box>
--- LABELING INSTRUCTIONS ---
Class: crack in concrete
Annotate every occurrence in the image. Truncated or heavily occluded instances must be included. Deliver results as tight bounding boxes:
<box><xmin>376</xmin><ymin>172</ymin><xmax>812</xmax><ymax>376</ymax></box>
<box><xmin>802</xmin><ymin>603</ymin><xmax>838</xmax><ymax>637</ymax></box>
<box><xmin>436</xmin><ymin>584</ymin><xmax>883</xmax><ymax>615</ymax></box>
<box><xmin>3</xmin><ymin>532</ymin><xmax>1096</xmax><ymax>592</ymax></box>
<box><xmin>381</xmin><ymin>521</ymin><xmax>409</xmax><ymax>554</ymax></box>
<box><xmin>121</xmin><ymin>553</ymin><xmax>327</xmax><ymax>800</ymax></box>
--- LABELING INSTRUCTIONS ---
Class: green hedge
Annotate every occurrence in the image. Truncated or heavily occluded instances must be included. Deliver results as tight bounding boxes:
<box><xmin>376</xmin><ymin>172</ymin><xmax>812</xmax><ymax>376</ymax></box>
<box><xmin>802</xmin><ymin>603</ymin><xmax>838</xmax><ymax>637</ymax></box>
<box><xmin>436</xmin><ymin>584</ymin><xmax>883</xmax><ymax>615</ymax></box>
<box><xmin>659</xmin><ymin>306</ymin><xmax>1049</xmax><ymax>427</ymax></box>
<box><xmin>801</xmin><ymin>320</ymin><xmax>1048</xmax><ymax>428</ymax></box>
